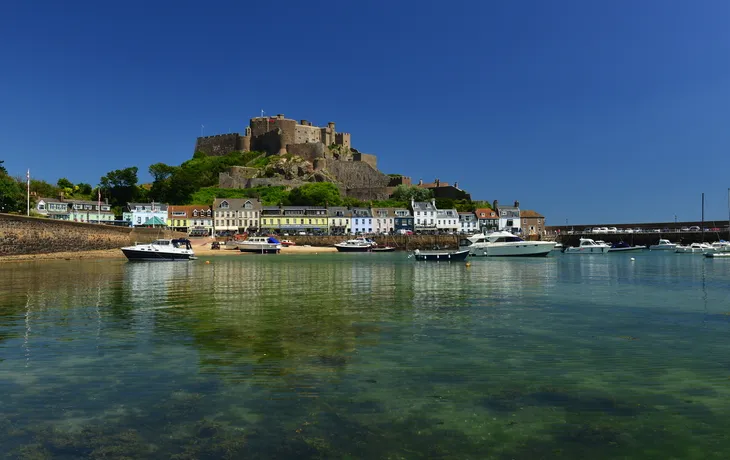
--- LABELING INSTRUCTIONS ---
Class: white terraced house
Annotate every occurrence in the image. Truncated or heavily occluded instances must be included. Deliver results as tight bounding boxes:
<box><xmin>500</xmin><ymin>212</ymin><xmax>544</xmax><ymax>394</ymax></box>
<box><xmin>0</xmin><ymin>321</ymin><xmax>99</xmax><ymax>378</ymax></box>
<box><xmin>436</xmin><ymin>208</ymin><xmax>460</xmax><ymax>234</ymax></box>
<box><xmin>411</xmin><ymin>199</ymin><xmax>438</xmax><ymax>234</ymax></box>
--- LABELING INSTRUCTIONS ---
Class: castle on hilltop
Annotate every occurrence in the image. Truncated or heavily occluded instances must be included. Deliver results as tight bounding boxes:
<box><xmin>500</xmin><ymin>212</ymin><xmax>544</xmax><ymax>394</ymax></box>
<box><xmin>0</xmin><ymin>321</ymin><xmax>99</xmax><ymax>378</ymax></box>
<box><xmin>194</xmin><ymin>114</ymin><xmax>377</xmax><ymax>169</ymax></box>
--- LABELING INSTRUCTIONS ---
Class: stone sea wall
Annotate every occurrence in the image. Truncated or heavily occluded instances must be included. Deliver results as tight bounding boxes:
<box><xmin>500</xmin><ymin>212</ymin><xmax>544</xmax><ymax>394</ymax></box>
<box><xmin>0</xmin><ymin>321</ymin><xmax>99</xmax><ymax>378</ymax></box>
<box><xmin>282</xmin><ymin>234</ymin><xmax>461</xmax><ymax>250</ymax></box>
<box><xmin>0</xmin><ymin>214</ymin><xmax>185</xmax><ymax>256</ymax></box>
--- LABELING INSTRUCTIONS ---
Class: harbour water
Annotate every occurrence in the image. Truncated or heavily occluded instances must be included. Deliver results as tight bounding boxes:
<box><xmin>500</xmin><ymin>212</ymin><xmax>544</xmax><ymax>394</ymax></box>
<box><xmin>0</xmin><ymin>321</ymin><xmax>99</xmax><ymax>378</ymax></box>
<box><xmin>2</xmin><ymin>252</ymin><xmax>730</xmax><ymax>458</ymax></box>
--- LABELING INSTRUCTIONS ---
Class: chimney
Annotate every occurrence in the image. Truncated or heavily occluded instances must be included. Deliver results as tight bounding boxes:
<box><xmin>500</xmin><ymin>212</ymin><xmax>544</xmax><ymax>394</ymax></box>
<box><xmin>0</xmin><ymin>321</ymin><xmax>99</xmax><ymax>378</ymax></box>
<box><xmin>435</xmin><ymin>178</ymin><xmax>440</xmax><ymax>187</ymax></box>
<box><xmin>59</xmin><ymin>191</ymin><xmax>65</xmax><ymax>201</ymax></box>
<box><xmin>493</xmin><ymin>199</ymin><xmax>498</xmax><ymax>210</ymax></box>
<box><xmin>514</xmin><ymin>200</ymin><xmax>519</xmax><ymax>208</ymax></box>
<box><xmin>418</xmin><ymin>179</ymin><xmax>423</xmax><ymax>186</ymax></box>
<box><xmin>454</xmin><ymin>181</ymin><xmax>458</xmax><ymax>189</ymax></box>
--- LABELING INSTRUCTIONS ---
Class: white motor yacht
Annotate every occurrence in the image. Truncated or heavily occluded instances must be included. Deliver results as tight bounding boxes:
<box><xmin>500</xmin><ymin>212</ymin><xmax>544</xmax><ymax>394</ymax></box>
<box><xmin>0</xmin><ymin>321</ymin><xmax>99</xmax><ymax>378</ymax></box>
<box><xmin>710</xmin><ymin>241</ymin><xmax>730</xmax><ymax>253</ymax></box>
<box><xmin>460</xmin><ymin>231</ymin><xmax>556</xmax><ymax>257</ymax></box>
<box><xmin>335</xmin><ymin>237</ymin><xmax>374</xmax><ymax>252</ymax></box>
<box><xmin>121</xmin><ymin>239</ymin><xmax>195</xmax><ymax>261</ymax></box>
<box><xmin>563</xmin><ymin>238</ymin><xmax>610</xmax><ymax>254</ymax></box>
<box><xmin>649</xmin><ymin>239</ymin><xmax>677</xmax><ymax>251</ymax></box>
<box><xmin>675</xmin><ymin>243</ymin><xmax>713</xmax><ymax>254</ymax></box>
<box><xmin>239</xmin><ymin>236</ymin><xmax>282</xmax><ymax>254</ymax></box>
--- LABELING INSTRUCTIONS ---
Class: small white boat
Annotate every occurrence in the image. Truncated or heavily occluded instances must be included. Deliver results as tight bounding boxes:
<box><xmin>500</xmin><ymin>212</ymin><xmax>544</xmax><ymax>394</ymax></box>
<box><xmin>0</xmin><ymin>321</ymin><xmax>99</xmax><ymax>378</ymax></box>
<box><xmin>649</xmin><ymin>239</ymin><xmax>677</xmax><ymax>251</ymax></box>
<box><xmin>564</xmin><ymin>238</ymin><xmax>610</xmax><ymax>254</ymax></box>
<box><xmin>551</xmin><ymin>243</ymin><xmax>564</xmax><ymax>252</ymax></box>
<box><xmin>121</xmin><ymin>239</ymin><xmax>195</xmax><ymax>261</ymax></box>
<box><xmin>705</xmin><ymin>252</ymin><xmax>730</xmax><ymax>258</ymax></box>
<box><xmin>460</xmin><ymin>231</ymin><xmax>556</xmax><ymax>257</ymax></box>
<box><xmin>710</xmin><ymin>241</ymin><xmax>730</xmax><ymax>253</ymax></box>
<box><xmin>335</xmin><ymin>237</ymin><xmax>374</xmax><ymax>252</ymax></box>
<box><xmin>239</xmin><ymin>236</ymin><xmax>282</xmax><ymax>254</ymax></box>
<box><xmin>675</xmin><ymin>243</ymin><xmax>713</xmax><ymax>254</ymax></box>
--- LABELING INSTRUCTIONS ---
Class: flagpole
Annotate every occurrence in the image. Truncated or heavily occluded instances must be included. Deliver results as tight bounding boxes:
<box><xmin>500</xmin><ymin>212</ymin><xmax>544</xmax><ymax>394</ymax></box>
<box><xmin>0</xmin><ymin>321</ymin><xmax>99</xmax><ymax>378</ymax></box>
<box><xmin>98</xmin><ymin>188</ymin><xmax>102</xmax><ymax>224</ymax></box>
<box><xmin>26</xmin><ymin>169</ymin><xmax>30</xmax><ymax>216</ymax></box>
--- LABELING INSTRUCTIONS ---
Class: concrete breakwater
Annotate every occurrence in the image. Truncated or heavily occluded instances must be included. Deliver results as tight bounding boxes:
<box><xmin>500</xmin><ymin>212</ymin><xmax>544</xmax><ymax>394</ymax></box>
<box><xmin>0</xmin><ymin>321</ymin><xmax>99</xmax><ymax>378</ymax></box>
<box><xmin>0</xmin><ymin>214</ymin><xmax>185</xmax><ymax>257</ymax></box>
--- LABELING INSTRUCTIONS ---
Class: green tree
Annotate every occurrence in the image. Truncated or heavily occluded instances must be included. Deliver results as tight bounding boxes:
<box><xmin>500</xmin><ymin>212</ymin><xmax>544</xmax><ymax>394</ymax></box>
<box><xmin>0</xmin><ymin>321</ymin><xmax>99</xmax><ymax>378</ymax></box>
<box><xmin>57</xmin><ymin>177</ymin><xmax>74</xmax><ymax>189</ymax></box>
<box><xmin>30</xmin><ymin>179</ymin><xmax>60</xmax><ymax>198</ymax></box>
<box><xmin>288</xmin><ymin>182</ymin><xmax>342</xmax><ymax>207</ymax></box>
<box><xmin>0</xmin><ymin>174</ymin><xmax>24</xmax><ymax>213</ymax></box>
<box><xmin>391</xmin><ymin>184</ymin><xmax>433</xmax><ymax>202</ymax></box>
<box><xmin>0</xmin><ymin>160</ymin><xmax>6</xmax><ymax>175</ymax></box>
<box><xmin>100</xmin><ymin>167</ymin><xmax>139</xmax><ymax>208</ymax></box>
<box><xmin>76</xmin><ymin>182</ymin><xmax>92</xmax><ymax>195</ymax></box>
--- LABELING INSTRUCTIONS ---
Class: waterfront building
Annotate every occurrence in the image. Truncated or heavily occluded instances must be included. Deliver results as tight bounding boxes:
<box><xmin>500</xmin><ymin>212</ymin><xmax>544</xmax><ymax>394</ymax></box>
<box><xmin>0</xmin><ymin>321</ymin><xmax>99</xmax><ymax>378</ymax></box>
<box><xmin>168</xmin><ymin>205</ymin><xmax>213</xmax><ymax>235</ymax></box>
<box><xmin>351</xmin><ymin>208</ymin><xmax>373</xmax><ymax>235</ymax></box>
<box><xmin>371</xmin><ymin>208</ymin><xmax>396</xmax><ymax>234</ymax></box>
<box><xmin>213</xmin><ymin>198</ymin><xmax>262</xmax><ymax>234</ymax></box>
<box><xmin>393</xmin><ymin>208</ymin><xmax>414</xmax><ymax>233</ymax></box>
<box><xmin>459</xmin><ymin>212</ymin><xmax>478</xmax><ymax>234</ymax></box>
<box><xmin>281</xmin><ymin>206</ymin><xmax>328</xmax><ymax>234</ymax></box>
<box><xmin>35</xmin><ymin>197</ymin><xmax>71</xmax><ymax>220</ymax></box>
<box><xmin>123</xmin><ymin>202</ymin><xmax>169</xmax><ymax>227</ymax></box>
<box><xmin>327</xmin><ymin>207</ymin><xmax>351</xmax><ymax>235</ymax></box>
<box><xmin>67</xmin><ymin>199</ymin><xmax>115</xmax><ymax>223</ymax></box>
<box><xmin>36</xmin><ymin>197</ymin><xmax>114</xmax><ymax>223</ymax></box>
<box><xmin>494</xmin><ymin>200</ymin><xmax>521</xmax><ymax>234</ymax></box>
<box><xmin>436</xmin><ymin>208</ymin><xmax>460</xmax><ymax>234</ymax></box>
<box><xmin>475</xmin><ymin>208</ymin><xmax>499</xmax><ymax>232</ymax></box>
<box><xmin>259</xmin><ymin>206</ymin><xmax>282</xmax><ymax>234</ymax></box>
<box><xmin>521</xmin><ymin>209</ymin><xmax>545</xmax><ymax>236</ymax></box>
<box><xmin>411</xmin><ymin>199</ymin><xmax>438</xmax><ymax>234</ymax></box>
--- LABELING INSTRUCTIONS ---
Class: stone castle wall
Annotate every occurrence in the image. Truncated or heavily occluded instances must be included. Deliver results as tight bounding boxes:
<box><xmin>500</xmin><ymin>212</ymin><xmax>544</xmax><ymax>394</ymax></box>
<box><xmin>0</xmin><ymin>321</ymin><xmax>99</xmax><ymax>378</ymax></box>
<box><xmin>286</xmin><ymin>143</ymin><xmax>327</xmax><ymax>163</ymax></box>
<box><xmin>0</xmin><ymin>214</ymin><xmax>185</xmax><ymax>256</ymax></box>
<box><xmin>352</xmin><ymin>152</ymin><xmax>377</xmax><ymax>169</ymax></box>
<box><xmin>195</xmin><ymin>134</ymin><xmax>246</xmax><ymax>156</ymax></box>
<box><xmin>321</xmin><ymin>159</ymin><xmax>390</xmax><ymax>189</ymax></box>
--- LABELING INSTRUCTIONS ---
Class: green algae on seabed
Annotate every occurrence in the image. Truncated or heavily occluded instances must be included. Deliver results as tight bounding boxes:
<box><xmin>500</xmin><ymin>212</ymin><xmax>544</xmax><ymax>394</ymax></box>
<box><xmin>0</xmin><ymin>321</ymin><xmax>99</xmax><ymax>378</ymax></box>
<box><xmin>3</xmin><ymin>254</ymin><xmax>730</xmax><ymax>458</ymax></box>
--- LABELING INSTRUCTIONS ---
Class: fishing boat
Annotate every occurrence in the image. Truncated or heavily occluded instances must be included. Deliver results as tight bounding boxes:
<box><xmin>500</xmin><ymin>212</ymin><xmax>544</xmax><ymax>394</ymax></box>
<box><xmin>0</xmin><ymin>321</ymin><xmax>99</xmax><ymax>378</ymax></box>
<box><xmin>121</xmin><ymin>239</ymin><xmax>195</xmax><ymax>261</ymax></box>
<box><xmin>649</xmin><ymin>239</ymin><xmax>677</xmax><ymax>251</ymax></box>
<box><xmin>238</xmin><ymin>236</ymin><xmax>282</xmax><ymax>254</ymax></box>
<box><xmin>675</xmin><ymin>243</ymin><xmax>712</xmax><ymax>254</ymax></box>
<box><xmin>608</xmin><ymin>241</ymin><xmax>645</xmax><ymax>252</ymax></box>
<box><xmin>411</xmin><ymin>248</ymin><xmax>470</xmax><ymax>262</ymax></box>
<box><xmin>334</xmin><ymin>237</ymin><xmax>374</xmax><ymax>252</ymax></box>
<box><xmin>563</xmin><ymin>238</ymin><xmax>610</xmax><ymax>254</ymax></box>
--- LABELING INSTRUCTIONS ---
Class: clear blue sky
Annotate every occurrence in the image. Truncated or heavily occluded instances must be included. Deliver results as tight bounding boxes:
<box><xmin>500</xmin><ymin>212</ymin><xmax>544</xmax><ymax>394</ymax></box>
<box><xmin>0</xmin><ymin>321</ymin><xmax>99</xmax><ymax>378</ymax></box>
<box><xmin>3</xmin><ymin>0</ymin><xmax>730</xmax><ymax>224</ymax></box>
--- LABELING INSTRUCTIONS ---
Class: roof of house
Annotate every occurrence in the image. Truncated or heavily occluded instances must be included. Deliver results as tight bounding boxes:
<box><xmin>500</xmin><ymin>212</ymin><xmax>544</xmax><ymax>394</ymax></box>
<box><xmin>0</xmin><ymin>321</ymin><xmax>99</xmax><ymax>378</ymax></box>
<box><xmin>351</xmin><ymin>207</ymin><xmax>372</xmax><ymax>217</ymax></box>
<box><xmin>127</xmin><ymin>202</ymin><xmax>169</xmax><ymax>211</ymax></box>
<box><xmin>327</xmin><ymin>206</ymin><xmax>352</xmax><ymax>217</ymax></box>
<box><xmin>213</xmin><ymin>198</ymin><xmax>262</xmax><ymax>210</ymax></box>
<box><xmin>475</xmin><ymin>208</ymin><xmax>498</xmax><ymax>219</ymax></box>
<box><xmin>38</xmin><ymin>197</ymin><xmax>66</xmax><ymax>204</ymax></box>
<box><xmin>412</xmin><ymin>200</ymin><xmax>436</xmax><ymax>211</ymax></box>
<box><xmin>458</xmin><ymin>212</ymin><xmax>477</xmax><ymax>220</ymax></box>
<box><xmin>371</xmin><ymin>207</ymin><xmax>398</xmax><ymax>218</ymax></box>
<box><xmin>168</xmin><ymin>205</ymin><xmax>211</xmax><ymax>217</ymax></box>
<box><xmin>436</xmin><ymin>209</ymin><xmax>458</xmax><ymax>217</ymax></box>
<box><xmin>520</xmin><ymin>210</ymin><xmax>544</xmax><ymax>218</ymax></box>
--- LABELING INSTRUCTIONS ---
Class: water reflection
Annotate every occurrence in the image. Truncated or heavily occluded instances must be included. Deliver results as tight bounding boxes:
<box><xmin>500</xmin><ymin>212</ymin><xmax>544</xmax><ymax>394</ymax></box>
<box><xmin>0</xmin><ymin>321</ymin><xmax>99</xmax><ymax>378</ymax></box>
<box><xmin>2</xmin><ymin>254</ymin><xmax>730</xmax><ymax>458</ymax></box>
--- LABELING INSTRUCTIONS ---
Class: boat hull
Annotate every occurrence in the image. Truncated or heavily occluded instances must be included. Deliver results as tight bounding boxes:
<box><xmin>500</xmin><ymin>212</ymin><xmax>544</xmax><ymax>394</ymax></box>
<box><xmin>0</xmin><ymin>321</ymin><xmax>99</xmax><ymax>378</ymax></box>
<box><xmin>413</xmin><ymin>250</ymin><xmax>470</xmax><ymax>261</ymax></box>
<box><xmin>122</xmin><ymin>248</ymin><xmax>193</xmax><ymax>261</ymax></box>
<box><xmin>371</xmin><ymin>247</ymin><xmax>396</xmax><ymax>252</ymax></box>
<box><xmin>564</xmin><ymin>247</ymin><xmax>610</xmax><ymax>254</ymax></box>
<box><xmin>608</xmin><ymin>246</ymin><xmax>645</xmax><ymax>252</ymax></box>
<box><xmin>706</xmin><ymin>252</ymin><xmax>730</xmax><ymax>258</ymax></box>
<box><xmin>649</xmin><ymin>245</ymin><xmax>676</xmax><ymax>250</ymax></box>
<box><xmin>335</xmin><ymin>245</ymin><xmax>372</xmax><ymax>252</ymax></box>
<box><xmin>239</xmin><ymin>244</ymin><xmax>280</xmax><ymax>254</ymax></box>
<box><xmin>467</xmin><ymin>242</ymin><xmax>555</xmax><ymax>257</ymax></box>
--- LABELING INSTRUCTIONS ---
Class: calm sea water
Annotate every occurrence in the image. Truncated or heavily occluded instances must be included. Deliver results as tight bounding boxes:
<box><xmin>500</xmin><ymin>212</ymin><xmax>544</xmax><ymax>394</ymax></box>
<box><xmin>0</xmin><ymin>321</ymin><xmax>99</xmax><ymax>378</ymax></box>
<box><xmin>1</xmin><ymin>252</ymin><xmax>730</xmax><ymax>459</ymax></box>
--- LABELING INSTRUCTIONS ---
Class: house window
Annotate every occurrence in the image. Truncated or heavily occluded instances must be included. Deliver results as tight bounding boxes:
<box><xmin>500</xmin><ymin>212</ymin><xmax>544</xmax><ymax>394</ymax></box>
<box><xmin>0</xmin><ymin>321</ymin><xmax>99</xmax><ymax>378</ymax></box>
<box><xmin>220</xmin><ymin>201</ymin><xmax>229</xmax><ymax>209</ymax></box>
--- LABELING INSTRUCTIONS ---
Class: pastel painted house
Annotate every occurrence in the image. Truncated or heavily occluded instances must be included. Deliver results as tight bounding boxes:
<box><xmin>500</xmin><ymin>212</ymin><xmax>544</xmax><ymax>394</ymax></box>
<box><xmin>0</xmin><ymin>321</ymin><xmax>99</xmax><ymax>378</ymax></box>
<box><xmin>327</xmin><ymin>207</ymin><xmax>351</xmax><ymax>235</ymax></box>
<box><xmin>458</xmin><ymin>212</ymin><xmax>478</xmax><ymax>234</ymax></box>
<box><xmin>213</xmin><ymin>198</ymin><xmax>261</xmax><ymax>234</ymax></box>
<box><xmin>475</xmin><ymin>208</ymin><xmax>499</xmax><ymax>232</ymax></box>
<box><xmin>351</xmin><ymin>208</ymin><xmax>373</xmax><ymax>234</ymax></box>
<box><xmin>494</xmin><ymin>200</ymin><xmax>521</xmax><ymax>234</ymax></box>
<box><xmin>371</xmin><ymin>208</ymin><xmax>396</xmax><ymax>234</ymax></box>
<box><xmin>436</xmin><ymin>208</ymin><xmax>460</xmax><ymax>233</ymax></box>
<box><xmin>168</xmin><ymin>205</ymin><xmax>214</xmax><ymax>235</ymax></box>
<box><xmin>123</xmin><ymin>202</ymin><xmax>169</xmax><ymax>227</ymax></box>
<box><xmin>393</xmin><ymin>208</ymin><xmax>414</xmax><ymax>233</ymax></box>
<box><xmin>36</xmin><ymin>196</ymin><xmax>114</xmax><ymax>223</ymax></box>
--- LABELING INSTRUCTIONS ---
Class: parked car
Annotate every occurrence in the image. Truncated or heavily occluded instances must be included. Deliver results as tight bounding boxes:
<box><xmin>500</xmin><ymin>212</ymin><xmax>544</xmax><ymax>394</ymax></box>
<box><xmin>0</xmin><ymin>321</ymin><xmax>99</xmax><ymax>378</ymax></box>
<box><xmin>681</xmin><ymin>227</ymin><xmax>690</xmax><ymax>232</ymax></box>
<box><xmin>689</xmin><ymin>226</ymin><xmax>700</xmax><ymax>232</ymax></box>
<box><xmin>607</xmin><ymin>227</ymin><xmax>617</xmax><ymax>233</ymax></box>
<box><xmin>623</xmin><ymin>228</ymin><xmax>633</xmax><ymax>234</ymax></box>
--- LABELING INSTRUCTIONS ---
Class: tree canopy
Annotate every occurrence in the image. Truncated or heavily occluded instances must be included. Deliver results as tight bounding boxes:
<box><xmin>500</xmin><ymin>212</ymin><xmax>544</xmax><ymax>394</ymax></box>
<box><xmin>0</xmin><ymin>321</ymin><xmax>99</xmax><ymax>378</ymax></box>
<box><xmin>100</xmin><ymin>167</ymin><xmax>140</xmax><ymax>208</ymax></box>
<box><xmin>0</xmin><ymin>173</ymin><xmax>24</xmax><ymax>213</ymax></box>
<box><xmin>288</xmin><ymin>182</ymin><xmax>342</xmax><ymax>207</ymax></box>
<box><xmin>391</xmin><ymin>184</ymin><xmax>433</xmax><ymax>202</ymax></box>
<box><xmin>0</xmin><ymin>160</ymin><xmax>6</xmax><ymax>175</ymax></box>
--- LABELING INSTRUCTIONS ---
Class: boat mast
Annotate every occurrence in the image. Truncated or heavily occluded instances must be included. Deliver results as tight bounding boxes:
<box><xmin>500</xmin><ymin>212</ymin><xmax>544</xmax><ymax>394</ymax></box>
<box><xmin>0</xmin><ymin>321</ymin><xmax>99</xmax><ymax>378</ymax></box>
<box><xmin>701</xmin><ymin>192</ymin><xmax>705</xmax><ymax>243</ymax></box>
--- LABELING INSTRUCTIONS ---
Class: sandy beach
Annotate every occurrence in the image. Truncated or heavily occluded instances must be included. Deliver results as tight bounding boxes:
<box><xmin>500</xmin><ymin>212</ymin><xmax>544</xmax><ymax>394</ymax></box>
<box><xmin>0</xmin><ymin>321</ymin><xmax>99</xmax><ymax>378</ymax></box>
<box><xmin>0</xmin><ymin>240</ymin><xmax>337</xmax><ymax>263</ymax></box>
